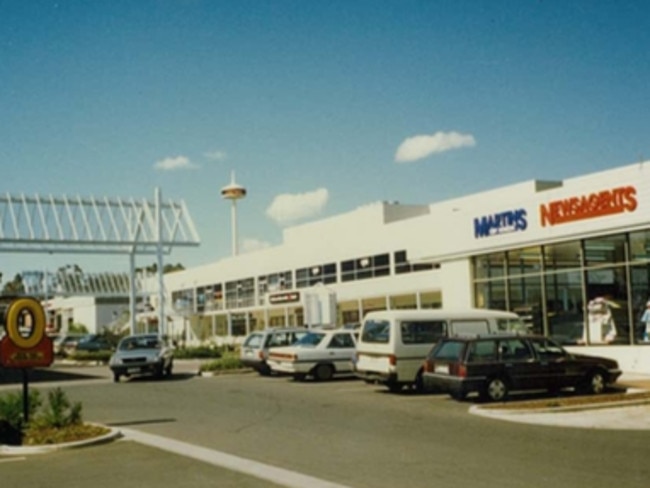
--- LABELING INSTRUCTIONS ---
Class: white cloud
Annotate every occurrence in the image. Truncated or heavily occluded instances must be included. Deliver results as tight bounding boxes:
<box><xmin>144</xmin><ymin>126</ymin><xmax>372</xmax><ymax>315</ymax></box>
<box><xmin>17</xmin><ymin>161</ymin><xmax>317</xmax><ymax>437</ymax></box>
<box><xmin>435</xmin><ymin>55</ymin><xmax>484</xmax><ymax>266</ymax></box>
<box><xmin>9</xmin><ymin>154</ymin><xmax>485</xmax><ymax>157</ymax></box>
<box><xmin>241</xmin><ymin>238</ymin><xmax>272</xmax><ymax>253</ymax></box>
<box><xmin>266</xmin><ymin>188</ymin><xmax>329</xmax><ymax>225</ymax></box>
<box><xmin>204</xmin><ymin>150</ymin><xmax>227</xmax><ymax>161</ymax></box>
<box><xmin>395</xmin><ymin>131</ymin><xmax>476</xmax><ymax>163</ymax></box>
<box><xmin>153</xmin><ymin>155</ymin><xmax>199</xmax><ymax>171</ymax></box>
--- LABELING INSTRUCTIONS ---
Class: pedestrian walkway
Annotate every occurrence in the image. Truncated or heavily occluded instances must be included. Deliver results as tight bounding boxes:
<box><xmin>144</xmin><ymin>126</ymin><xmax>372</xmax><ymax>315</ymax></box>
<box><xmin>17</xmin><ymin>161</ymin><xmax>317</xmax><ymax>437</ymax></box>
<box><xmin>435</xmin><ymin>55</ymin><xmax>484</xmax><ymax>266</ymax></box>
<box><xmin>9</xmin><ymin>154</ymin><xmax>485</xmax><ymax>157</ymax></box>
<box><xmin>470</xmin><ymin>372</ymin><xmax>650</xmax><ymax>430</ymax></box>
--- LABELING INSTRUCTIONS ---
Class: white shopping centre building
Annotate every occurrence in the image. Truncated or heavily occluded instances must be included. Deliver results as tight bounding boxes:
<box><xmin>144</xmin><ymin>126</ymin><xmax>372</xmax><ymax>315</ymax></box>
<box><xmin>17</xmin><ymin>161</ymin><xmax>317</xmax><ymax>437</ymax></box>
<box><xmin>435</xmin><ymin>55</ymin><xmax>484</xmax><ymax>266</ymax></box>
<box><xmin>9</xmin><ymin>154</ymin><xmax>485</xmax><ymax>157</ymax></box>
<box><xmin>156</xmin><ymin>161</ymin><xmax>650</xmax><ymax>373</ymax></box>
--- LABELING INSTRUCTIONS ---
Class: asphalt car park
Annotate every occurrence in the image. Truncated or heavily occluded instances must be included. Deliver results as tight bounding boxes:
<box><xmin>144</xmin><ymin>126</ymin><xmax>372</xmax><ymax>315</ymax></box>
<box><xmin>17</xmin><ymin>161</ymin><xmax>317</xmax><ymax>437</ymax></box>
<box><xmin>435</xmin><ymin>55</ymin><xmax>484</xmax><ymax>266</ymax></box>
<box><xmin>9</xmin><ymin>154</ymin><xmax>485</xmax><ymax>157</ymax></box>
<box><xmin>4</xmin><ymin>365</ymin><xmax>649</xmax><ymax>488</ymax></box>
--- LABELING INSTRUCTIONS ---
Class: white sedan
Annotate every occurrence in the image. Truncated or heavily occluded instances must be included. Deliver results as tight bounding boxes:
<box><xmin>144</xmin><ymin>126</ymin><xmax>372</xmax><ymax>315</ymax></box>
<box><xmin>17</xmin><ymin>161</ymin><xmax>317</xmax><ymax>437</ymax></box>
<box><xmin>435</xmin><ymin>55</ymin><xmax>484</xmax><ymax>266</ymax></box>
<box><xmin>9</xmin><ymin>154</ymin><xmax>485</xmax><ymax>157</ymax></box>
<box><xmin>267</xmin><ymin>328</ymin><xmax>357</xmax><ymax>381</ymax></box>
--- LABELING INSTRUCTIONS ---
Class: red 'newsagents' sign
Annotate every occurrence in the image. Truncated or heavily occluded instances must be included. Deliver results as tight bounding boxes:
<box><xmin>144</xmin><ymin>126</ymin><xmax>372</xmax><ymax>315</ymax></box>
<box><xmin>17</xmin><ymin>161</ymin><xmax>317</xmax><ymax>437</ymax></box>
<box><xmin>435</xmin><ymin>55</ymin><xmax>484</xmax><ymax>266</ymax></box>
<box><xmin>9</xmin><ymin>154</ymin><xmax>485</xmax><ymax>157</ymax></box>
<box><xmin>540</xmin><ymin>185</ymin><xmax>637</xmax><ymax>227</ymax></box>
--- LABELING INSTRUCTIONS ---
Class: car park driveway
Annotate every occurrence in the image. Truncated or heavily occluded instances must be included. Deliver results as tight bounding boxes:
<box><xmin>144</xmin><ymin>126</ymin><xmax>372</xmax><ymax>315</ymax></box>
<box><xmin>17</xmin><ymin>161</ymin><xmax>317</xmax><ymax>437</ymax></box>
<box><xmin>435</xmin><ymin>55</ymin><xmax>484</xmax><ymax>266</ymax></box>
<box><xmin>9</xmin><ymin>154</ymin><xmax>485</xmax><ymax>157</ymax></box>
<box><xmin>2</xmin><ymin>365</ymin><xmax>650</xmax><ymax>488</ymax></box>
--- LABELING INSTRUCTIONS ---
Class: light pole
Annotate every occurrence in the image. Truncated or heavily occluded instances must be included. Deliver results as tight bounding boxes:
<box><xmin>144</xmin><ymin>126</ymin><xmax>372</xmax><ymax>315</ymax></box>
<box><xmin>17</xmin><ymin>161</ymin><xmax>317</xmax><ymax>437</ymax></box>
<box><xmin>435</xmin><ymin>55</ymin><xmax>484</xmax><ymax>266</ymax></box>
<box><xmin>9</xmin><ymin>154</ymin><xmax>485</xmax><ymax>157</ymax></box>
<box><xmin>220</xmin><ymin>171</ymin><xmax>247</xmax><ymax>256</ymax></box>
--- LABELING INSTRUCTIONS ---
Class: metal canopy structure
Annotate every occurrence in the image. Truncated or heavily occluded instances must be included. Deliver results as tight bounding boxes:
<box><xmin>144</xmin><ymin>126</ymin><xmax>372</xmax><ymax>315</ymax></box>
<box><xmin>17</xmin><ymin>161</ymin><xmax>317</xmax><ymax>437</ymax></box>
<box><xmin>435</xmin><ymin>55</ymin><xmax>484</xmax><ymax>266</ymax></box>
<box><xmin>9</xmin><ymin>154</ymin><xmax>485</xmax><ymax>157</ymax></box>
<box><xmin>0</xmin><ymin>188</ymin><xmax>200</xmax><ymax>335</ymax></box>
<box><xmin>0</xmin><ymin>190</ymin><xmax>199</xmax><ymax>254</ymax></box>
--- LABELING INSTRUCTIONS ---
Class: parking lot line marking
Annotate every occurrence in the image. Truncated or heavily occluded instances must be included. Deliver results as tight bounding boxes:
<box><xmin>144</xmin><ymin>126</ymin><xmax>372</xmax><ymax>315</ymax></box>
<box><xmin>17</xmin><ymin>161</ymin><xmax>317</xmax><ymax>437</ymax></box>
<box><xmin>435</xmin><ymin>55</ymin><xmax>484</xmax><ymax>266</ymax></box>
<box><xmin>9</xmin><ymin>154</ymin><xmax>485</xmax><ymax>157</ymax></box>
<box><xmin>0</xmin><ymin>457</ymin><xmax>26</xmax><ymax>463</ymax></box>
<box><xmin>122</xmin><ymin>428</ymin><xmax>353</xmax><ymax>488</ymax></box>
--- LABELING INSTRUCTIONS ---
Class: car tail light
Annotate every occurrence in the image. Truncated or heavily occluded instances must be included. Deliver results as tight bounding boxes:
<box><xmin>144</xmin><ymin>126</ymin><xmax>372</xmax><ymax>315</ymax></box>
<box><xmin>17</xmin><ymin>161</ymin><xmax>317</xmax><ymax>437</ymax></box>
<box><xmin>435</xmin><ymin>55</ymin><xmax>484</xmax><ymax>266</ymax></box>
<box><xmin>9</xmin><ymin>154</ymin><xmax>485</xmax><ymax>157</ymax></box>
<box><xmin>257</xmin><ymin>351</ymin><xmax>264</xmax><ymax>360</ymax></box>
<box><xmin>389</xmin><ymin>354</ymin><xmax>397</xmax><ymax>366</ymax></box>
<box><xmin>458</xmin><ymin>364</ymin><xmax>467</xmax><ymax>378</ymax></box>
<box><xmin>423</xmin><ymin>360</ymin><xmax>433</xmax><ymax>373</ymax></box>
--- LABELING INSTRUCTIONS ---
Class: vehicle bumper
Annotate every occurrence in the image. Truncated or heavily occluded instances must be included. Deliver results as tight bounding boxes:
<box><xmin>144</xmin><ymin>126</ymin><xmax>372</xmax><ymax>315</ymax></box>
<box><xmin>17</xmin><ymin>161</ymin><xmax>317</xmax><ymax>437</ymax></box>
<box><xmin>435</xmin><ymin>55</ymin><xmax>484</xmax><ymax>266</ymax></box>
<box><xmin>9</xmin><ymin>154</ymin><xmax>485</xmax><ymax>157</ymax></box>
<box><xmin>110</xmin><ymin>361</ymin><xmax>163</xmax><ymax>376</ymax></box>
<box><xmin>355</xmin><ymin>370</ymin><xmax>398</xmax><ymax>384</ymax></box>
<box><xmin>423</xmin><ymin>373</ymin><xmax>485</xmax><ymax>397</ymax></box>
<box><xmin>268</xmin><ymin>361</ymin><xmax>312</xmax><ymax>375</ymax></box>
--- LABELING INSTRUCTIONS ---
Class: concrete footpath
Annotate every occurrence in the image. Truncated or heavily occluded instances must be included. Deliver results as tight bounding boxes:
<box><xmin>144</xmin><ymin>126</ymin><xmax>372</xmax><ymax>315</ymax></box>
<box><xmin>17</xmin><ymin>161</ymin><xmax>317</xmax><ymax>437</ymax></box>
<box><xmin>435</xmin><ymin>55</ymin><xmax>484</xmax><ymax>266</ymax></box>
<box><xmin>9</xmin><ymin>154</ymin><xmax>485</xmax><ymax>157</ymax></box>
<box><xmin>471</xmin><ymin>372</ymin><xmax>650</xmax><ymax>430</ymax></box>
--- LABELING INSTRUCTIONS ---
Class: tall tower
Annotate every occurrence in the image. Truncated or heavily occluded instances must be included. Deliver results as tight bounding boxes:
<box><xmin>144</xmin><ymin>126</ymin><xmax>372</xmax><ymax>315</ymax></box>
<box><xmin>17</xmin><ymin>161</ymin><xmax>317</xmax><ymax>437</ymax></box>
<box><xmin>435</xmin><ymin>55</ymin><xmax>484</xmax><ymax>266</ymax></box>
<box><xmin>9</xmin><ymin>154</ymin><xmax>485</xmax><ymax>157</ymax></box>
<box><xmin>221</xmin><ymin>171</ymin><xmax>247</xmax><ymax>256</ymax></box>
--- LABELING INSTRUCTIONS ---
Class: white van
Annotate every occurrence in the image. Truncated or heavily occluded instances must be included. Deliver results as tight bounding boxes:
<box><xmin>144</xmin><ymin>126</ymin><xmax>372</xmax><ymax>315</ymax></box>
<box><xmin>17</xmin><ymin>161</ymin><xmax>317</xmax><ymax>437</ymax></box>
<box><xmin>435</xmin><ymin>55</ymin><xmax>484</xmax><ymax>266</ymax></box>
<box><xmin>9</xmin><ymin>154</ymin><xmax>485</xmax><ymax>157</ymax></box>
<box><xmin>354</xmin><ymin>308</ymin><xmax>527</xmax><ymax>392</ymax></box>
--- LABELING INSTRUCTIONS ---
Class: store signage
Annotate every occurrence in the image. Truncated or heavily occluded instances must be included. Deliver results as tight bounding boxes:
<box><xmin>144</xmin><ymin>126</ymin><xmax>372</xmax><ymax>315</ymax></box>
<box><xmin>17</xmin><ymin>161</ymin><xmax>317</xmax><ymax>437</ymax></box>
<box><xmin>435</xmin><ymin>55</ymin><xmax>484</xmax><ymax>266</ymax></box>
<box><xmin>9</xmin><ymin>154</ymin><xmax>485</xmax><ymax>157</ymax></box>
<box><xmin>474</xmin><ymin>209</ymin><xmax>527</xmax><ymax>238</ymax></box>
<box><xmin>268</xmin><ymin>291</ymin><xmax>300</xmax><ymax>305</ymax></box>
<box><xmin>540</xmin><ymin>185</ymin><xmax>637</xmax><ymax>227</ymax></box>
<box><xmin>0</xmin><ymin>297</ymin><xmax>54</xmax><ymax>369</ymax></box>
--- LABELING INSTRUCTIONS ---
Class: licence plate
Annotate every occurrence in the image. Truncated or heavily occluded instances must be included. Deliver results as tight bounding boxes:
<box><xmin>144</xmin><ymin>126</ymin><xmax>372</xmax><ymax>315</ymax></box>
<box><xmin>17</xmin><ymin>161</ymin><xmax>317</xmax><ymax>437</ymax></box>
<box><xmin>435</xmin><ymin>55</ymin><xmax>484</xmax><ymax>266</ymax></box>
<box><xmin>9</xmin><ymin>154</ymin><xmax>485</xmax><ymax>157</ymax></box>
<box><xmin>127</xmin><ymin>367</ymin><xmax>141</xmax><ymax>374</ymax></box>
<box><xmin>434</xmin><ymin>364</ymin><xmax>449</xmax><ymax>374</ymax></box>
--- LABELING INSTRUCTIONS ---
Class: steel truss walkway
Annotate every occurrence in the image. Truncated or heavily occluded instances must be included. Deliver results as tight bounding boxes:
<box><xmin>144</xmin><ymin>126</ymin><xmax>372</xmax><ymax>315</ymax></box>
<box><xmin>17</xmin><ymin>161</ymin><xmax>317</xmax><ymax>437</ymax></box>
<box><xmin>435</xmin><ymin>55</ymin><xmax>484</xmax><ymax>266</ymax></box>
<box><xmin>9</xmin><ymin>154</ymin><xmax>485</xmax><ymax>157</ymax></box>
<box><xmin>0</xmin><ymin>188</ymin><xmax>200</xmax><ymax>335</ymax></box>
<box><xmin>0</xmin><ymin>190</ymin><xmax>199</xmax><ymax>254</ymax></box>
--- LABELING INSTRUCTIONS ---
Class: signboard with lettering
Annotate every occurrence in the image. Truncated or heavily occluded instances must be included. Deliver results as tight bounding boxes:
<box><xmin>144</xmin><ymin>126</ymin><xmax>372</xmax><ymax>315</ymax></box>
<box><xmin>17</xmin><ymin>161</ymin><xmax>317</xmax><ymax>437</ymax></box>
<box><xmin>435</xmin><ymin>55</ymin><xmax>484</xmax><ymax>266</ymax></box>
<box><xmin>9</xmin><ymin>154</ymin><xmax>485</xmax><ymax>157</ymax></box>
<box><xmin>0</xmin><ymin>297</ymin><xmax>54</xmax><ymax>368</ymax></box>
<box><xmin>268</xmin><ymin>291</ymin><xmax>301</xmax><ymax>305</ymax></box>
<box><xmin>540</xmin><ymin>186</ymin><xmax>637</xmax><ymax>227</ymax></box>
<box><xmin>474</xmin><ymin>209</ymin><xmax>528</xmax><ymax>239</ymax></box>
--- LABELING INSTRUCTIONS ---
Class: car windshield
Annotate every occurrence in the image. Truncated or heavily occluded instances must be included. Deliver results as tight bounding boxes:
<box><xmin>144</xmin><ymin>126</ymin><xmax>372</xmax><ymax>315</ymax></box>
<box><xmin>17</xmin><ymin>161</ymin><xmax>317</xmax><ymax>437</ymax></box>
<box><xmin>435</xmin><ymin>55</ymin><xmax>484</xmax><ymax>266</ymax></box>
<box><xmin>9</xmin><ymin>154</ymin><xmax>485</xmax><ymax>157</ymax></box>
<box><xmin>243</xmin><ymin>333</ymin><xmax>263</xmax><ymax>348</ymax></box>
<box><xmin>119</xmin><ymin>336</ymin><xmax>161</xmax><ymax>351</ymax></box>
<box><xmin>293</xmin><ymin>332</ymin><xmax>325</xmax><ymax>347</ymax></box>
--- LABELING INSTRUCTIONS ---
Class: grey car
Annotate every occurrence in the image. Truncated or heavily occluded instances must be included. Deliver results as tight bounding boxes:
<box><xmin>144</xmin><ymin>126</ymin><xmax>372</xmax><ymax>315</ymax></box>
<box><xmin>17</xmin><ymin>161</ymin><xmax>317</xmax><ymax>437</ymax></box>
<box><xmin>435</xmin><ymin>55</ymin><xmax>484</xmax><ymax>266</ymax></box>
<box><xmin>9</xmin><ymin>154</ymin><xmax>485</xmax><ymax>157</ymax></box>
<box><xmin>240</xmin><ymin>327</ymin><xmax>308</xmax><ymax>375</ymax></box>
<box><xmin>109</xmin><ymin>333</ymin><xmax>174</xmax><ymax>383</ymax></box>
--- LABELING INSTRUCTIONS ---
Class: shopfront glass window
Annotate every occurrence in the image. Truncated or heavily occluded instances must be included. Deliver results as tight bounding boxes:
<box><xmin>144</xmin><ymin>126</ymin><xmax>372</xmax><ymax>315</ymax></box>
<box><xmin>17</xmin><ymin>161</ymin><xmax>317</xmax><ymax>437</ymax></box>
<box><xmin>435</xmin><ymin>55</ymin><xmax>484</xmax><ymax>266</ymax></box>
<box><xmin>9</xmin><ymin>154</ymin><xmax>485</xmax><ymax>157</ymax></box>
<box><xmin>545</xmin><ymin>270</ymin><xmax>583</xmax><ymax>344</ymax></box>
<box><xmin>543</xmin><ymin>241</ymin><xmax>581</xmax><ymax>271</ymax></box>
<box><xmin>583</xmin><ymin>235</ymin><xmax>626</xmax><ymax>266</ymax></box>
<box><xmin>629</xmin><ymin>230</ymin><xmax>650</xmax><ymax>262</ymax></box>
<box><xmin>474</xmin><ymin>280</ymin><xmax>506</xmax><ymax>311</ymax></box>
<box><xmin>506</xmin><ymin>247</ymin><xmax>542</xmax><ymax>277</ymax></box>
<box><xmin>474</xmin><ymin>252</ymin><xmax>505</xmax><ymax>280</ymax></box>
<box><xmin>630</xmin><ymin>263</ymin><xmax>650</xmax><ymax>343</ymax></box>
<box><xmin>507</xmin><ymin>274</ymin><xmax>543</xmax><ymax>334</ymax></box>
<box><xmin>584</xmin><ymin>266</ymin><xmax>630</xmax><ymax>345</ymax></box>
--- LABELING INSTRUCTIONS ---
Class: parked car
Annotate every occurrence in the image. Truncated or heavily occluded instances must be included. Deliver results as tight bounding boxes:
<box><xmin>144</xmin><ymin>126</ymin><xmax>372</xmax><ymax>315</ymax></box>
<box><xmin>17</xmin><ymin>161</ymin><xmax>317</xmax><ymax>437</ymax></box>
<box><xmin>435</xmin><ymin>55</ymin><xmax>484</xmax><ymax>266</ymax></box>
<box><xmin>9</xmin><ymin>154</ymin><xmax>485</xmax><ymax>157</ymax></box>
<box><xmin>422</xmin><ymin>334</ymin><xmax>622</xmax><ymax>402</ymax></box>
<box><xmin>53</xmin><ymin>333</ymin><xmax>86</xmax><ymax>356</ymax></box>
<box><xmin>73</xmin><ymin>334</ymin><xmax>115</xmax><ymax>353</ymax></box>
<box><xmin>266</xmin><ymin>328</ymin><xmax>357</xmax><ymax>381</ymax></box>
<box><xmin>355</xmin><ymin>309</ymin><xmax>527</xmax><ymax>392</ymax></box>
<box><xmin>109</xmin><ymin>333</ymin><xmax>174</xmax><ymax>383</ymax></box>
<box><xmin>240</xmin><ymin>327</ymin><xmax>309</xmax><ymax>375</ymax></box>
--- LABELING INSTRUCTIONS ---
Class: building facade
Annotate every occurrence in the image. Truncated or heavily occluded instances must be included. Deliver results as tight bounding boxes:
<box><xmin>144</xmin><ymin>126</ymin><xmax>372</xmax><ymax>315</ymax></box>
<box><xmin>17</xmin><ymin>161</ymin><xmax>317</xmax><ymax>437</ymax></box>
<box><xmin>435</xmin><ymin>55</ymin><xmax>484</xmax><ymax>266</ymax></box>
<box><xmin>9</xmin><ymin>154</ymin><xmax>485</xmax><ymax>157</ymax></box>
<box><xmin>157</xmin><ymin>161</ymin><xmax>650</xmax><ymax>372</ymax></box>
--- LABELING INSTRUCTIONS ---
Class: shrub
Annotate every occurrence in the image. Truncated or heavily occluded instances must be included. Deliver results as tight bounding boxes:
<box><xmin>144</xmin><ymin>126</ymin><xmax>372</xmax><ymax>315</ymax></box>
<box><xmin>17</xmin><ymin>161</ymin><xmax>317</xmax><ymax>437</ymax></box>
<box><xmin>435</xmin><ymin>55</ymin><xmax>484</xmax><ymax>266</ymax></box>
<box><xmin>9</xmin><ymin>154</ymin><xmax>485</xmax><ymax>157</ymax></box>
<box><xmin>69</xmin><ymin>350</ymin><xmax>112</xmax><ymax>363</ymax></box>
<box><xmin>0</xmin><ymin>389</ymin><xmax>42</xmax><ymax>431</ymax></box>
<box><xmin>199</xmin><ymin>352</ymin><xmax>244</xmax><ymax>372</ymax></box>
<box><xmin>0</xmin><ymin>390</ymin><xmax>42</xmax><ymax>445</ymax></box>
<box><xmin>32</xmin><ymin>388</ymin><xmax>82</xmax><ymax>429</ymax></box>
<box><xmin>173</xmin><ymin>346</ymin><xmax>224</xmax><ymax>359</ymax></box>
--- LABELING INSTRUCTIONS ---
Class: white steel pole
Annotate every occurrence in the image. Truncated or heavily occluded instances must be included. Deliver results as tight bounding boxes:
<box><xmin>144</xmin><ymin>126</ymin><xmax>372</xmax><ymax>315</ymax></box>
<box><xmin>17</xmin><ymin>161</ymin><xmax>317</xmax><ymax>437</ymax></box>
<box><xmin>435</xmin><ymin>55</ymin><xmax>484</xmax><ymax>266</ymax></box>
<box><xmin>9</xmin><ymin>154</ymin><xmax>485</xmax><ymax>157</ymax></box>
<box><xmin>156</xmin><ymin>188</ymin><xmax>165</xmax><ymax>337</ymax></box>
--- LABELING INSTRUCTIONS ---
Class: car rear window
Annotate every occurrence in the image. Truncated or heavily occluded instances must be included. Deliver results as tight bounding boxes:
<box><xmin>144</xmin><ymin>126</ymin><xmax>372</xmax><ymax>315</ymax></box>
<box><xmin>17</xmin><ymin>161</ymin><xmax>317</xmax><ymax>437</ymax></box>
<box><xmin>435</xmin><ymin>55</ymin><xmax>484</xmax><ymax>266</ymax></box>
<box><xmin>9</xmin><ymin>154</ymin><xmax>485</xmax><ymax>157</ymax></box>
<box><xmin>432</xmin><ymin>340</ymin><xmax>465</xmax><ymax>361</ymax></box>
<box><xmin>361</xmin><ymin>320</ymin><xmax>390</xmax><ymax>343</ymax></box>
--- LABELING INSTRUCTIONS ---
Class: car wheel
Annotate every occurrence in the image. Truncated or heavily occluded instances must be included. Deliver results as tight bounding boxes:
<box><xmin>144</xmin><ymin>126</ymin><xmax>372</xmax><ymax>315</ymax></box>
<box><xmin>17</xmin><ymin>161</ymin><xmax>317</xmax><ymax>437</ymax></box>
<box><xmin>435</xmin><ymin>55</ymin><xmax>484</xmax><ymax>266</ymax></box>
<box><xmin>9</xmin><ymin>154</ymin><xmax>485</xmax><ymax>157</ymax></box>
<box><xmin>581</xmin><ymin>370</ymin><xmax>606</xmax><ymax>395</ymax></box>
<box><xmin>165</xmin><ymin>361</ymin><xmax>173</xmax><ymax>377</ymax></box>
<box><xmin>413</xmin><ymin>370</ymin><xmax>425</xmax><ymax>393</ymax></box>
<box><xmin>482</xmin><ymin>376</ymin><xmax>508</xmax><ymax>402</ymax></box>
<box><xmin>293</xmin><ymin>373</ymin><xmax>307</xmax><ymax>381</ymax></box>
<box><xmin>258</xmin><ymin>364</ymin><xmax>272</xmax><ymax>376</ymax></box>
<box><xmin>313</xmin><ymin>363</ymin><xmax>334</xmax><ymax>381</ymax></box>
<box><xmin>155</xmin><ymin>364</ymin><xmax>165</xmax><ymax>379</ymax></box>
<box><xmin>113</xmin><ymin>373</ymin><xmax>121</xmax><ymax>383</ymax></box>
<box><xmin>388</xmin><ymin>383</ymin><xmax>403</xmax><ymax>393</ymax></box>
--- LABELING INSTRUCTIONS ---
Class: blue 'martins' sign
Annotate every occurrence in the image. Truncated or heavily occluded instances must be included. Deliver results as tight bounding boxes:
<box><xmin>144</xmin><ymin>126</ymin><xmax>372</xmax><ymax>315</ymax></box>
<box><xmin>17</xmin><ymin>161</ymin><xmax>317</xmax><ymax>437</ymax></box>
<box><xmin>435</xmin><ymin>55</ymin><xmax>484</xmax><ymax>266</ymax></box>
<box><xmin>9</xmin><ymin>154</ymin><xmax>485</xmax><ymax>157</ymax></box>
<box><xmin>474</xmin><ymin>209</ymin><xmax>527</xmax><ymax>238</ymax></box>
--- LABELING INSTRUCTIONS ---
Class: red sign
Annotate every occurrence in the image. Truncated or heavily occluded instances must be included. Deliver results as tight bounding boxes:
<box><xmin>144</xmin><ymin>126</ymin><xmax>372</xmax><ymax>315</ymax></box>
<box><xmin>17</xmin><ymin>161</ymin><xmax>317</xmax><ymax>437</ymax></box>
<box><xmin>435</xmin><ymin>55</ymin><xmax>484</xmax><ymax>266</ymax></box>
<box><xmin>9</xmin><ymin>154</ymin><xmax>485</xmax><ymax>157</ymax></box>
<box><xmin>0</xmin><ymin>335</ymin><xmax>53</xmax><ymax>368</ymax></box>
<box><xmin>0</xmin><ymin>297</ymin><xmax>54</xmax><ymax>369</ymax></box>
<box><xmin>540</xmin><ymin>185</ymin><xmax>637</xmax><ymax>227</ymax></box>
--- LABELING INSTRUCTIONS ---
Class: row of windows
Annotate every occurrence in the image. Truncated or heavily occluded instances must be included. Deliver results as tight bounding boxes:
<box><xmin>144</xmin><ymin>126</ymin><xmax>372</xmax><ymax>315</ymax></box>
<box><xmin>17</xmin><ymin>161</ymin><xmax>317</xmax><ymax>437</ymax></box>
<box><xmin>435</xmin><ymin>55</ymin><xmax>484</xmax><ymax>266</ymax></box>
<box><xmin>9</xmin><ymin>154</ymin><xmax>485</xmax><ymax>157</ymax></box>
<box><xmin>171</xmin><ymin>250</ymin><xmax>436</xmax><ymax>313</ymax></box>
<box><xmin>473</xmin><ymin>229</ymin><xmax>650</xmax><ymax>346</ymax></box>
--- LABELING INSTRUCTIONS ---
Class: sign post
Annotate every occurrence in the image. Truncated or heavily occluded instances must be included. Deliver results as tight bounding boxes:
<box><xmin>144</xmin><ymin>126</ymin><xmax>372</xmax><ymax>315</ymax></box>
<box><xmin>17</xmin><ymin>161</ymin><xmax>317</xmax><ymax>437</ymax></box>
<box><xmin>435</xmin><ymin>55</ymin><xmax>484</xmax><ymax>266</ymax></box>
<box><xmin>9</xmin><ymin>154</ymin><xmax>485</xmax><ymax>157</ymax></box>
<box><xmin>0</xmin><ymin>297</ymin><xmax>54</xmax><ymax>423</ymax></box>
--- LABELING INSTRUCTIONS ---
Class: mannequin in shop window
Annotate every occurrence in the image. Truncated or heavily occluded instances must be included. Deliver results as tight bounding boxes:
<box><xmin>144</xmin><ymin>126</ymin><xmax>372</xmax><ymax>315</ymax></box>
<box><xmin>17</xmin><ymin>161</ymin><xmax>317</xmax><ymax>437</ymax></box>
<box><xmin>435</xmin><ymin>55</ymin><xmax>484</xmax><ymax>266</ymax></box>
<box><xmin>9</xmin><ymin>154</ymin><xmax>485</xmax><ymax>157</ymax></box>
<box><xmin>582</xmin><ymin>297</ymin><xmax>617</xmax><ymax>344</ymax></box>
<box><xmin>640</xmin><ymin>301</ymin><xmax>650</xmax><ymax>342</ymax></box>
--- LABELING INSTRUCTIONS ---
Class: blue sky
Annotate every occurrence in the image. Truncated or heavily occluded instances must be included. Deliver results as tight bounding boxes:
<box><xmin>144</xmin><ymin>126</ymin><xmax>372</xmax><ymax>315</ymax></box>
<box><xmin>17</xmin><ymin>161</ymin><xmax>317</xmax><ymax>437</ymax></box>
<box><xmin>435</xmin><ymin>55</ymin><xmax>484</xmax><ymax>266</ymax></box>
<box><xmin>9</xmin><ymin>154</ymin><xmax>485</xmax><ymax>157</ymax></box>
<box><xmin>1</xmin><ymin>0</ymin><xmax>649</xmax><ymax>281</ymax></box>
